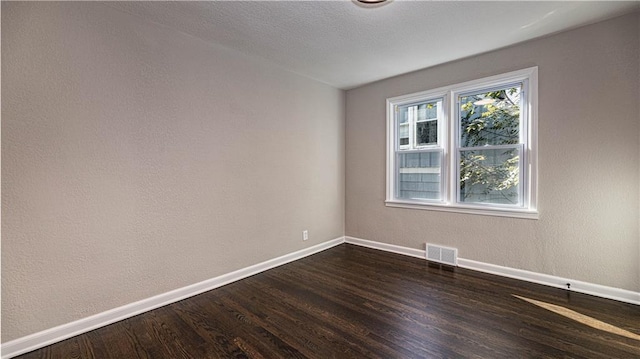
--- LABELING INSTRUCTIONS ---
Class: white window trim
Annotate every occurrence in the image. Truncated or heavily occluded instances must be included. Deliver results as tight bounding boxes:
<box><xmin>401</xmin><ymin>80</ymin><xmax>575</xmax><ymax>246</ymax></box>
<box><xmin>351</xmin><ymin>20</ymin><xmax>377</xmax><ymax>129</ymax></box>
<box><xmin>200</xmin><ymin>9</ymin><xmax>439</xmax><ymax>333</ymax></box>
<box><xmin>386</xmin><ymin>67</ymin><xmax>538</xmax><ymax>219</ymax></box>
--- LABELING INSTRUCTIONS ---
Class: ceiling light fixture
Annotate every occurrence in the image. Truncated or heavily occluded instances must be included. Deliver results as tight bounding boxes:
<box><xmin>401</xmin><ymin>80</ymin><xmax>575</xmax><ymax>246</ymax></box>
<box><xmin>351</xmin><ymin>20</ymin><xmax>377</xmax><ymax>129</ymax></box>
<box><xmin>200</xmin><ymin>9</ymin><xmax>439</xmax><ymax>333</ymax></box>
<box><xmin>354</xmin><ymin>0</ymin><xmax>391</xmax><ymax>8</ymax></box>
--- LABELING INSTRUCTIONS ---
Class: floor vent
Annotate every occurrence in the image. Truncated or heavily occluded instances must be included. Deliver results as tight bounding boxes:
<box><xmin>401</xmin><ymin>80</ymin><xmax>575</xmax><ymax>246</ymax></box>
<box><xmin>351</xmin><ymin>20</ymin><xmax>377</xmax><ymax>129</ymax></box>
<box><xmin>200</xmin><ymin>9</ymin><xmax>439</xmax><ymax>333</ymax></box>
<box><xmin>426</xmin><ymin>243</ymin><xmax>458</xmax><ymax>266</ymax></box>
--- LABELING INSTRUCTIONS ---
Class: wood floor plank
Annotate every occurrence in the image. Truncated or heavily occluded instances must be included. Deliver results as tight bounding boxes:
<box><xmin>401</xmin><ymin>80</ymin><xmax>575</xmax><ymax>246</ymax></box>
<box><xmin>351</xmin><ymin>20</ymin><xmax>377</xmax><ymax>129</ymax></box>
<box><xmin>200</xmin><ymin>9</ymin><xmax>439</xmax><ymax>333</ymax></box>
<box><xmin>12</xmin><ymin>244</ymin><xmax>640</xmax><ymax>358</ymax></box>
<box><xmin>234</xmin><ymin>277</ymin><xmax>388</xmax><ymax>358</ymax></box>
<box><xmin>215</xmin><ymin>288</ymin><xmax>337</xmax><ymax>358</ymax></box>
<box><xmin>171</xmin><ymin>300</ymin><xmax>252</xmax><ymax>358</ymax></box>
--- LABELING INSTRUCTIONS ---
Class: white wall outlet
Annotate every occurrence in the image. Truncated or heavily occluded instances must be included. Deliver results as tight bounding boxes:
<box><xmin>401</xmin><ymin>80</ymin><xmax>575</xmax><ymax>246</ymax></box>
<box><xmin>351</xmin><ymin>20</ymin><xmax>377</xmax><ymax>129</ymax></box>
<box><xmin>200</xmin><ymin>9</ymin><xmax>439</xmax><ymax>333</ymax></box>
<box><xmin>302</xmin><ymin>230</ymin><xmax>308</xmax><ymax>241</ymax></box>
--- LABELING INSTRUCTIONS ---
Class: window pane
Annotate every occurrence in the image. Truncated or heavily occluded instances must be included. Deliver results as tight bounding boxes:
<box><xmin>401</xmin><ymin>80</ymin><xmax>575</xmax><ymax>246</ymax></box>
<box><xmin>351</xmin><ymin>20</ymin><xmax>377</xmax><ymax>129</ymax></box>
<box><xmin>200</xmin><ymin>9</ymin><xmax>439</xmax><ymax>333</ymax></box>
<box><xmin>399</xmin><ymin>106</ymin><xmax>409</xmax><ymax>124</ymax></box>
<box><xmin>426</xmin><ymin>102</ymin><xmax>438</xmax><ymax>119</ymax></box>
<box><xmin>416</xmin><ymin>120</ymin><xmax>437</xmax><ymax>146</ymax></box>
<box><xmin>416</xmin><ymin>102</ymin><xmax>438</xmax><ymax>121</ymax></box>
<box><xmin>399</xmin><ymin>124</ymin><xmax>409</xmax><ymax>146</ymax></box>
<box><xmin>459</xmin><ymin>85</ymin><xmax>521</xmax><ymax>147</ymax></box>
<box><xmin>417</xmin><ymin>104</ymin><xmax>427</xmax><ymax>121</ymax></box>
<box><xmin>459</xmin><ymin>148</ymin><xmax>520</xmax><ymax>205</ymax></box>
<box><xmin>397</xmin><ymin>151</ymin><xmax>441</xmax><ymax>200</ymax></box>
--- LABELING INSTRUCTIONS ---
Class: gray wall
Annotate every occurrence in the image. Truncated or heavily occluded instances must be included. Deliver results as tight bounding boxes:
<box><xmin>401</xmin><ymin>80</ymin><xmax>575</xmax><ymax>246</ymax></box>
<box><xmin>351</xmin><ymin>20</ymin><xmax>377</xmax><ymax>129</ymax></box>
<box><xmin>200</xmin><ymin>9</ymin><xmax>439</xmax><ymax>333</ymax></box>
<box><xmin>346</xmin><ymin>12</ymin><xmax>640</xmax><ymax>292</ymax></box>
<box><xmin>2</xmin><ymin>2</ymin><xmax>345</xmax><ymax>342</ymax></box>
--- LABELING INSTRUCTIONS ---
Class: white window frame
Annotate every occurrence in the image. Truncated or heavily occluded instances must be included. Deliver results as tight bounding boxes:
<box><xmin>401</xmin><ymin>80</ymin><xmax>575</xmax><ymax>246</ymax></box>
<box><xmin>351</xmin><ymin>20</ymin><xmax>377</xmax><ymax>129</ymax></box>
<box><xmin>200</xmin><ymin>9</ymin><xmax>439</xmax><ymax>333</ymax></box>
<box><xmin>386</xmin><ymin>67</ymin><xmax>538</xmax><ymax>219</ymax></box>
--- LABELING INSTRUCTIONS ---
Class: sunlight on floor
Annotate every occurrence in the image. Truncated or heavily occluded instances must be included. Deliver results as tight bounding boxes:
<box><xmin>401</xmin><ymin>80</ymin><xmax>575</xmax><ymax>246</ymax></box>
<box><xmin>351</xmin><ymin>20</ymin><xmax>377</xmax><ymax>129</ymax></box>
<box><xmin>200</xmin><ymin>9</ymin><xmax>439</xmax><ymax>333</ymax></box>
<box><xmin>513</xmin><ymin>295</ymin><xmax>640</xmax><ymax>341</ymax></box>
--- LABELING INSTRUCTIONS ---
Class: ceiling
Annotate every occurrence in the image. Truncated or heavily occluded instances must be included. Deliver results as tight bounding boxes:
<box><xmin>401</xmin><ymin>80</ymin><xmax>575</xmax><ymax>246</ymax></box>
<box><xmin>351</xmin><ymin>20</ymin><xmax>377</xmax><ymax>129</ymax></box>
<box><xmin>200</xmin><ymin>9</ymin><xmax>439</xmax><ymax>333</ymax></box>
<box><xmin>108</xmin><ymin>1</ymin><xmax>640</xmax><ymax>90</ymax></box>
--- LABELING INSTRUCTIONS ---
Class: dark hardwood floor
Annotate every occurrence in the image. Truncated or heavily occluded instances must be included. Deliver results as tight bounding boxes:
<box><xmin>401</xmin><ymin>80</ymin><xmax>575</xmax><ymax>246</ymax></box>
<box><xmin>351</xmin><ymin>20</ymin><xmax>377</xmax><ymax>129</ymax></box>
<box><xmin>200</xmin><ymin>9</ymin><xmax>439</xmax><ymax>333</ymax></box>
<box><xmin>15</xmin><ymin>244</ymin><xmax>640</xmax><ymax>358</ymax></box>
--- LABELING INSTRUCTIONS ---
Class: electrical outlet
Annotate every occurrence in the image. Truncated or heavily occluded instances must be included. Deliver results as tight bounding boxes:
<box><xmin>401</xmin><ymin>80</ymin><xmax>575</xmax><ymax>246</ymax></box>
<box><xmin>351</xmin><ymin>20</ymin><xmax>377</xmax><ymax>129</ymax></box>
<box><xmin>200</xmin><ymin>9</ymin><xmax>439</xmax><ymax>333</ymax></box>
<box><xmin>302</xmin><ymin>230</ymin><xmax>308</xmax><ymax>241</ymax></box>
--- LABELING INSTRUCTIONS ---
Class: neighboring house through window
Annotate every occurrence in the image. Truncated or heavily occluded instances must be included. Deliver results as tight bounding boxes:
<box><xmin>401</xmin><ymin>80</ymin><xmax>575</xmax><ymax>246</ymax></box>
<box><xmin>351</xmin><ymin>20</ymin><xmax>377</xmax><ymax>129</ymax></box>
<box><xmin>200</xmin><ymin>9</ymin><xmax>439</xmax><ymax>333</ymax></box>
<box><xmin>386</xmin><ymin>67</ymin><xmax>538</xmax><ymax>219</ymax></box>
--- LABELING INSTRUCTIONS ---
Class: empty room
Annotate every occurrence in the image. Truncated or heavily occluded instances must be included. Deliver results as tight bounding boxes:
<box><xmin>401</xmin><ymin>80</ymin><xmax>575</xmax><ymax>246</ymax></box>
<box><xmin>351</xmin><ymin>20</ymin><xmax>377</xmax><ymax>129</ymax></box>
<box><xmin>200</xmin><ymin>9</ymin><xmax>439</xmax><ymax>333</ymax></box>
<box><xmin>2</xmin><ymin>1</ymin><xmax>639</xmax><ymax>358</ymax></box>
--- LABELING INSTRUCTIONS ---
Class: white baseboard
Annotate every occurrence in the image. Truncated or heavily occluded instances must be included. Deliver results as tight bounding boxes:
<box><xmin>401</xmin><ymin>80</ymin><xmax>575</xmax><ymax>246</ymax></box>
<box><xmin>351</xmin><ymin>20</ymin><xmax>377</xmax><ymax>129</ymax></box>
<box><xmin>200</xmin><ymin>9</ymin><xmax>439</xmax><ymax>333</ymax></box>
<box><xmin>345</xmin><ymin>236</ymin><xmax>640</xmax><ymax>306</ymax></box>
<box><xmin>1</xmin><ymin>237</ymin><xmax>346</xmax><ymax>359</ymax></box>
<box><xmin>345</xmin><ymin>236</ymin><xmax>425</xmax><ymax>259</ymax></box>
<box><xmin>456</xmin><ymin>258</ymin><xmax>640</xmax><ymax>305</ymax></box>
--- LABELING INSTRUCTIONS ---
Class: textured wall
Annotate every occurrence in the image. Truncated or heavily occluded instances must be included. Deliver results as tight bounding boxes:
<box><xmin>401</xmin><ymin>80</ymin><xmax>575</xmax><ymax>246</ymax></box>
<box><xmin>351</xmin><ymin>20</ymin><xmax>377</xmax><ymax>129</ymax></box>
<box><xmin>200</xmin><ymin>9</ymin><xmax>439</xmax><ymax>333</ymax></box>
<box><xmin>346</xmin><ymin>13</ymin><xmax>640</xmax><ymax>292</ymax></box>
<box><xmin>2</xmin><ymin>2</ymin><xmax>344</xmax><ymax>342</ymax></box>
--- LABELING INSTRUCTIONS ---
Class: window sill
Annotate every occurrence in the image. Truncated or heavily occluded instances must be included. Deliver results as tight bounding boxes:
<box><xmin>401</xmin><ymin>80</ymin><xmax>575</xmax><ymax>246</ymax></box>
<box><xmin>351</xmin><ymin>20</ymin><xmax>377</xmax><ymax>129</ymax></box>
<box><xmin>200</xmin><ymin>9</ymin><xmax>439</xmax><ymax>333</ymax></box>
<box><xmin>385</xmin><ymin>200</ymin><xmax>539</xmax><ymax>220</ymax></box>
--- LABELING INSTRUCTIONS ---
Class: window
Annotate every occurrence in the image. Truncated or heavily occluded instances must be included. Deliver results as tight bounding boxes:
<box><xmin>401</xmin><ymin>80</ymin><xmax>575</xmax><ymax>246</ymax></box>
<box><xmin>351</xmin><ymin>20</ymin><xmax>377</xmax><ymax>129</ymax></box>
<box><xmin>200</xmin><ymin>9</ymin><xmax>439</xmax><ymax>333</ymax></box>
<box><xmin>386</xmin><ymin>67</ymin><xmax>538</xmax><ymax>219</ymax></box>
<box><xmin>395</xmin><ymin>100</ymin><xmax>443</xmax><ymax>201</ymax></box>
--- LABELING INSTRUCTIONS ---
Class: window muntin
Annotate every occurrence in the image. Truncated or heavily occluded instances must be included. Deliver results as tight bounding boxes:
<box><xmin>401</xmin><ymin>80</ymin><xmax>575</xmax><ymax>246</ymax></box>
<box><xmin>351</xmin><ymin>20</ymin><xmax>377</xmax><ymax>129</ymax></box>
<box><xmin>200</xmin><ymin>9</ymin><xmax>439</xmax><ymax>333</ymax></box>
<box><xmin>386</xmin><ymin>67</ymin><xmax>538</xmax><ymax>218</ymax></box>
